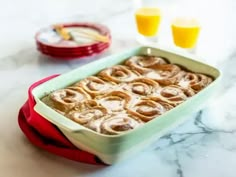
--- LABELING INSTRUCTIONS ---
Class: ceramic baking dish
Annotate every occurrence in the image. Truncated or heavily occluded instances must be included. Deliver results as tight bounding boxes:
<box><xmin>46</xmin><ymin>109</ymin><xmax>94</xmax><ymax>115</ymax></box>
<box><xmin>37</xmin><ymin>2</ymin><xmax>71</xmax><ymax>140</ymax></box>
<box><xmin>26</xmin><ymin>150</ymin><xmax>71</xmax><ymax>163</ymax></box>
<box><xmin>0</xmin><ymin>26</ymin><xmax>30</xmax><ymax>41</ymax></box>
<box><xmin>33</xmin><ymin>46</ymin><xmax>221</xmax><ymax>164</ymax></box>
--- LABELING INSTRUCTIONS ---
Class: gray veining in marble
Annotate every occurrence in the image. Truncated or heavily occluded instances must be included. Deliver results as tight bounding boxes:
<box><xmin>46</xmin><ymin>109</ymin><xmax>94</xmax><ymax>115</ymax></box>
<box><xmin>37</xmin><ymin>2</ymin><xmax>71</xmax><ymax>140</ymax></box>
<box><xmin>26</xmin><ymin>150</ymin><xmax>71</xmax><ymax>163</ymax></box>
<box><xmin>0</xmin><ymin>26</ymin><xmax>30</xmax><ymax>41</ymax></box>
<box><xmin>1</xmin><ymin>0</ymin><xmax>236</xmax><ymax>176</ymax></box>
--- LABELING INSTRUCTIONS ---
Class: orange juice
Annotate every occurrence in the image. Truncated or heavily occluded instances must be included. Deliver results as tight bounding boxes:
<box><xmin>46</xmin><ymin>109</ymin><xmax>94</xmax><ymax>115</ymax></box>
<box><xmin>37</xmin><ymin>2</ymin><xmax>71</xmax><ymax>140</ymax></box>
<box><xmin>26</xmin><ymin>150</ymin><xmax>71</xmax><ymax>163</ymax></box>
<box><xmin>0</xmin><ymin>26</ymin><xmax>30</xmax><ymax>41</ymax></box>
<box><xmin>171</xmin><ymin>17</ymin><xmax>200</xmax><ymax>48</ymax></box>
<box><xmin>135</xmin><ymin>7</ymin><xmax>161</xmax><ymax>37</ymax></box>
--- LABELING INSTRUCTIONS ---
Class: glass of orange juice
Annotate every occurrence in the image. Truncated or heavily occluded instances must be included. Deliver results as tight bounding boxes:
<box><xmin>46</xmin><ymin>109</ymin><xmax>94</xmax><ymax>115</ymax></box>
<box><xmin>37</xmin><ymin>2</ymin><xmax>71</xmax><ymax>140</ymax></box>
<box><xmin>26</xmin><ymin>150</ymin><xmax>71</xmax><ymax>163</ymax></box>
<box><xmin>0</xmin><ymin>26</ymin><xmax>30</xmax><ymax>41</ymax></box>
<box><xmin>135</xmin><ymin>7</ymin><xmax>161</xmax><ymax>45</ymax></box>
<box><xmin>171</xmin><ymin>17</ymin><xmax>201</xmax><ymax>52</ymax></box>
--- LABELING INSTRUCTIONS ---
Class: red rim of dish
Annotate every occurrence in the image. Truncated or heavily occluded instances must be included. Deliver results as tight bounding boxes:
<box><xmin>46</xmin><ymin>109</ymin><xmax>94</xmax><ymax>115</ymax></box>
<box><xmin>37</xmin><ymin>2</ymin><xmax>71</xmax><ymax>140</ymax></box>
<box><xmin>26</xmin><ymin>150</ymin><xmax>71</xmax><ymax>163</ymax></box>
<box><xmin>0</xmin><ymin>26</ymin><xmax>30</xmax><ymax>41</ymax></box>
<box><xmin>37</xmin><ymin>46</ymin><xmax>109</xmax><ymax>56</ymax></box>
<box><xmin>37</xmin><ymin>42</ymin><xmax>110</xmax><ymax>56</ymax></box>
<box><xmin>37</xmin><ymin>42</ymin><xmax>110</xmax><ymax>54</ymax></box>
<box><xmin>36</xmin><ymin>41</ymin><xmax>110</xmax><ymax>53</ymax></box>
<box><xmin>35</xmin><ymin>22</ymin><xmax>111</xmax><ymax>49</ymax></box>
<box><xmin>38</xmin><ymin>46</ymin><xmax>109</xmax><ymax>60</ymax></box>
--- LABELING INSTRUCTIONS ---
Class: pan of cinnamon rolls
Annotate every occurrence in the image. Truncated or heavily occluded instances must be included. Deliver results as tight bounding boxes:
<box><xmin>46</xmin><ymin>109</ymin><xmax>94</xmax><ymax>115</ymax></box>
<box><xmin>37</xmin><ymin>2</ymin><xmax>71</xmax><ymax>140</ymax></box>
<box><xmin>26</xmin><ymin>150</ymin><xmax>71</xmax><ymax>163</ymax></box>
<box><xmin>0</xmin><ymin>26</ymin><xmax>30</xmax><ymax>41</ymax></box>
<box><xmin>41</xmin><ymin>54</ymin><xmax>214</xmax><ymax>136</ymax></box>
<box><xmin>35</xmin><ymin>46</ymin><xmax>221</xmax><ymax>164</ymax></box>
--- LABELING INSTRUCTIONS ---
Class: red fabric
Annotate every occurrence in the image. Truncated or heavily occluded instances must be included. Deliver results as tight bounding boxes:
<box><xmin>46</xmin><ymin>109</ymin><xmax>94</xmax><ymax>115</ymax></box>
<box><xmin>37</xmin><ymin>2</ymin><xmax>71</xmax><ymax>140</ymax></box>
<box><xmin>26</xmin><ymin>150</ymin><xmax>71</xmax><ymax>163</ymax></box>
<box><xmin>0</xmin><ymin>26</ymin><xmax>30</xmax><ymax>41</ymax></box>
<box><xmin>18</xmin><ymin>75</ymin><xmax>103</xmax><ymax>165</ymax></box>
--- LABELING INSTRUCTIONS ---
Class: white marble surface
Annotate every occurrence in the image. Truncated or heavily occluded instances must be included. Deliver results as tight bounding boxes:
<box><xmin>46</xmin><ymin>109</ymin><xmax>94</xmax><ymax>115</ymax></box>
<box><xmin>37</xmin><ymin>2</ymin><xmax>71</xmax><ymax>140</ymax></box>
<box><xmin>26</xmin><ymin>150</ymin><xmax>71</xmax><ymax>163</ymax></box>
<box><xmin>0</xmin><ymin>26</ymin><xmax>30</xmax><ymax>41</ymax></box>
<box><xmin>1</xmin><ymin>0</ymin><xmax>236</xmax><ymax>176</ymax></box>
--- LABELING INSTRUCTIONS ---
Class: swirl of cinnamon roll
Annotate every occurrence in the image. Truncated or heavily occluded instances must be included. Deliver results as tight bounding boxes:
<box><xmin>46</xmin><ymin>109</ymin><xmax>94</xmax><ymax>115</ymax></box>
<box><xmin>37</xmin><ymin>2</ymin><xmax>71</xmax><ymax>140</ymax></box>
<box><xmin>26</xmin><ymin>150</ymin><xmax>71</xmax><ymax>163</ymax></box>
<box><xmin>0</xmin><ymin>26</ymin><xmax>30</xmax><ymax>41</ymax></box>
<box><xmin>96</xmin><ymin>91</ymin><xmax>132</xmax><ymax>113</ymax></box>
<box><xmin>122</xmin><ymin>78</ymin><xmax>160</xmax><ymax>96</ymax></box>
<box><xmin>67</xmin><ymin>100</ymin><xmax>107</xmax><ymax>125</ymax></box>
<box><xmin>74</xmin><ymin>76</ymin><xmax>116</xmax><ymax>97</ymax></box>
<box><xmin>100</xmin><ymin>114</ymin><xmax>143</xmax><ymax>135</ymax></box>
<box><xmin>42</xmin><ymin>87</ymin><xmax>90</xmax><ymax>112</ymax></box>
<box><xmin>145</xmin><ymin>64</ymin><xmax>184</xmax><ymax>85</ymax></box>
<box><xmin>150</xmin><ymin>85</ymin><xmax>189</xmax><ymax>106</ymax></box>
<box><xmin>98</xmin><ymin>65</ymin><xmax>140</xmax><ymax>83</ymax></box>
<box><xmin>125</xmin><ymin>55</ymin><xmax>167</xmax><ymax>74</ymax></box>
<box><xmin>178</xmin><ymin>72</ymin><xmax>213</xmax><ymax>92</ymax></box>
<box><xmin>127</xmin><ymin>99</ymin><xmax>173</xmax><ymax>122</ymax></box>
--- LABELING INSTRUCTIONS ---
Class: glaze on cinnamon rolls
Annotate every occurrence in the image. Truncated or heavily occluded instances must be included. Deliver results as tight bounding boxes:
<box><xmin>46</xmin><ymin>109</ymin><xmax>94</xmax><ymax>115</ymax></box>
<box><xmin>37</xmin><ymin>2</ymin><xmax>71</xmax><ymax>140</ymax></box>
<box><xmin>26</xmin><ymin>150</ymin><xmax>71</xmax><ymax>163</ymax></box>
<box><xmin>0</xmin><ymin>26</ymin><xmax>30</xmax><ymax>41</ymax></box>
<box><xmin>98</xmin><ymin>65</ymin><xmax>140</xmax><ymax>83</ymax></box>
<box><xmin>127</xmin><ymin>99</ymin><xmax>173</xmax><ymax>122</ymax></box>
<box><xmin>74</xmin><ymin>76</ymin><xmax>116</xmax><ymax>97</ymax></box>
<box><xmin>42</xmin><ymin>87</ymin><xmax>90</xmax><ymax>112</ymax></box>
<box><xmin>125</xmin><ymin>55</ymin><xmax>167</xmax><ymax>74</ymax></box>
<box><xmin>85</xmin><ymin>117</ymin><xmax>105</xmax><ymax>133</ymax></box>
<box><xmin>178</xmin><ymin>72</ymin><xmax>213</xmax><ymax>92</ymax></box>
<box><xmin>96</xmin><ymin>91</ymin><xmax>132</xmax><ymax>113</ymax></box>
<box><xmin>122</xmin><ymin>78</ymin><xmax>160</xmax><ymax>97</ymax></box>
<box><xmin>79</xmin><ymin>112</ymin><xmax>143</xmax><ymax>135</ymax></box>
<box><xmin>42</xmin><ymin>54</ymin><xmax>214</xmax><ymax>135</ymax></box>
<box><xmin>145</xmin><ymin>64</ymin><xmax>184</xmax><ymax>85</ymax></box>
<box><xmin>67</xmin><ymin>100</ymin><xmax>107</xmax><ymax>125</ymax></box>
<box><xmin>150</xmin><ymin>85</ymin><xmax>189</xmax><ymax>106</ymax></box>
<box><xmin>100</xmin><ymin>114</ymin><xmax>143</xmax><ymax>135</ymax></box>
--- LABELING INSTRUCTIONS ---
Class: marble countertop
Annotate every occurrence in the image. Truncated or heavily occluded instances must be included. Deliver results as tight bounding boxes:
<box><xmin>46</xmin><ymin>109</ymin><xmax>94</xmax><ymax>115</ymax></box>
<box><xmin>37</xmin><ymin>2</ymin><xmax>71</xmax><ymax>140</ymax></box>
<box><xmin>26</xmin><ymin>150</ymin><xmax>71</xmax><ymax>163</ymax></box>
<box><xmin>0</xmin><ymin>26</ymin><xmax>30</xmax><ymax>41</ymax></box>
<box><xmin>1</xmin><ymin>0</ymin><xmax>236</xmax><ymax>176</ymax></box>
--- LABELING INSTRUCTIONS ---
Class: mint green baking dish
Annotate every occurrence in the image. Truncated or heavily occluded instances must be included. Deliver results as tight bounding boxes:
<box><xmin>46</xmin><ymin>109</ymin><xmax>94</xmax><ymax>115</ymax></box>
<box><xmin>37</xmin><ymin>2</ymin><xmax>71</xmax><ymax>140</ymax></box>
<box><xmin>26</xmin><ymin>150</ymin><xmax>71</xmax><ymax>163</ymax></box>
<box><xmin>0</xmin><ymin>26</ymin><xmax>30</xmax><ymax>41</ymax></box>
<box><xmin>33</xmin><ymin>46</ymin><xmax>221</xmax><ymax>164</ymax></box>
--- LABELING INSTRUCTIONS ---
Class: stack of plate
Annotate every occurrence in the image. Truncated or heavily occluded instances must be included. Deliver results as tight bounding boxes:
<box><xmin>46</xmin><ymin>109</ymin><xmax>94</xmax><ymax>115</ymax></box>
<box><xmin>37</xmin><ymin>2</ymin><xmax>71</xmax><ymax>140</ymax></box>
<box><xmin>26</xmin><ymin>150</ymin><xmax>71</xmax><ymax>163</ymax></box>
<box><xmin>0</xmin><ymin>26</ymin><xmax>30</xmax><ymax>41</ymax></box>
<box><xmin>35</xmin><ymin>23</ymin><xmax>111</xmax><ymax>60</ymax></box>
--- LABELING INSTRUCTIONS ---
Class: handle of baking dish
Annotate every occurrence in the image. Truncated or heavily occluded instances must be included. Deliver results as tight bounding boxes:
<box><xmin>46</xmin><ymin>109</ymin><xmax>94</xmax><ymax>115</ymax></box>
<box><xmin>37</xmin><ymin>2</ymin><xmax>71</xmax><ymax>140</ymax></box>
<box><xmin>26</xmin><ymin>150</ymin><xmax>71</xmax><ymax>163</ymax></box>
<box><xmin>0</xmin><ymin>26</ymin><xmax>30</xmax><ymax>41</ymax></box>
<box><xmin>34</xmin><ymin>101</ymin><xmax>88</xmax><ymax>133</ymax></box>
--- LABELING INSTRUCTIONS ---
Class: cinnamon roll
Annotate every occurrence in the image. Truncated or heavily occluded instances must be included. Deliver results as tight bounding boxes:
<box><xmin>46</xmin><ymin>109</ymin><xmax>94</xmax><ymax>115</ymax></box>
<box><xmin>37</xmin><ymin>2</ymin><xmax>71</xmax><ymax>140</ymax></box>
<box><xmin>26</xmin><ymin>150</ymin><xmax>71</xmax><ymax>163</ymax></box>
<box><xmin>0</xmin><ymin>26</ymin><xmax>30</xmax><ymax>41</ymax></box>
<box><xmin>145</xmin><ymin>64</ymin><xmax>184</xmax><ymax>85</ymax></box>
<box><xmin>125</xmin><ymin>55</ymin><xmax>167</xmax><ymax>74</ymax></box>
<box><xmin>127</xmin><ymin>99</ymin><xmax>173</xmax><ymax>122</ymax></box>
<box><xmin>67</xmin><ymin>100</ymin><xmax>107</xmax><ymax>125</ymax></box>
<box><xmin>178</xmin><ymin>72</ymin><xmax>213</xmax><ymax>92</ymax></box>
<box><xmin>122</xmin><ymin>78</ymin><xmax>160</xmax><ymax>97</ymax></box>
<box><xmin>100</xmin><ymin>114</ymin><xmax>143</xmax><ymax>135</ymax></box>
<box><xmin>42</xmin><ymin>87</ymin><xmax>90</xmax><ymax>112</ymax></box>
<box><xmin>98</xmin><ymin>65</ymin><xmax>140</xmax><ymax>83</ymax></box>
<box><xmin>96</xmin><ymin>91</ymin><xmax>132</xmax><ymax>113</ymax></box>
<box><xmin>150</xmin><ymin>85</ymin><xmax>188</xmax><ymax>106</ymax></box>
<box><xmin>74</xmin><ymin>76</ymin><xmax>116</xmax><ymax>97</ymax></box>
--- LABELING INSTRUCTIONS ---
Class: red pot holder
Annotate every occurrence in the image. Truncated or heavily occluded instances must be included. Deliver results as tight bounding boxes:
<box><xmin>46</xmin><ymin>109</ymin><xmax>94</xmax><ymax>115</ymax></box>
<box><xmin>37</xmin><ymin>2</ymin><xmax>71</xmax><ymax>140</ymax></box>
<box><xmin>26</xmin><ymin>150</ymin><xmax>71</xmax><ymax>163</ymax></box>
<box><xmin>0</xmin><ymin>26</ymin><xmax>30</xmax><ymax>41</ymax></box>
<box><xmin>18</xmin><ymin>75</ymin><xmax>104</xmax><ymax>165</ymax></box>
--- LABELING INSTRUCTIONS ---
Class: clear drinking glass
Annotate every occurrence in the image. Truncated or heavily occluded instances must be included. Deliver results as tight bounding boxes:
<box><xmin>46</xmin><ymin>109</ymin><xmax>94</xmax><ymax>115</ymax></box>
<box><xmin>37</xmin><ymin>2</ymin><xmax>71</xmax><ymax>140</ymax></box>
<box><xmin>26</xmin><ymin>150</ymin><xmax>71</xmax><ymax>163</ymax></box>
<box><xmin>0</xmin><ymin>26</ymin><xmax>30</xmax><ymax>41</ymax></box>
<box><xmin>133</xmin><ymin>0</ymin><xmax>162</xmax><ymax>45</ymax></box>
<box><xmin>171</xmin><ymin>17</ymin><xmax>201</xmax><ymax>53</ymax></box>
<box><xmin>135</xmin><ymin>7</ymin><xmax>161</xmax><ymax>45</ymax></box>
